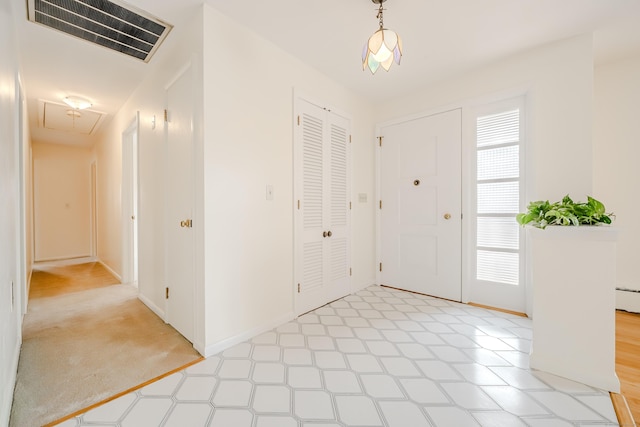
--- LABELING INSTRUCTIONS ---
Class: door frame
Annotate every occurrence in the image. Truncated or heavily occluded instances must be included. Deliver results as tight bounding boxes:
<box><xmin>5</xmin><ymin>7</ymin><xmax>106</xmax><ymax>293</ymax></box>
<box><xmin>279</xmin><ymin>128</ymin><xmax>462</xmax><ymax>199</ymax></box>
<box><xmin>376</xmin><ymin>90</ymin><xmax>531</xmax><ymax>312</ymax></box>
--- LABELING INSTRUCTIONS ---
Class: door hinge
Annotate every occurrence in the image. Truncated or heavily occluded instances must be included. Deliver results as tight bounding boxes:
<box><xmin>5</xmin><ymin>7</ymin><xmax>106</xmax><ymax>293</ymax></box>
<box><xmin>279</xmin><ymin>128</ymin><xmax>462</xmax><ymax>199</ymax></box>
<box><xmin>378</xmin><ymin>136</ymin><xmax>383</xmax><ymax>147</ymax></box>
<box><xmin>297</xmin><ymin>283</ymin><xmax>301</xmax><ymax>293</ymax></box>
<box><xmin>379</xmin><ymin>200</ymin><xmax>382</xmax><ymax>209</ymax></box>
<box><xmin>297</xmin><ymin>115</ymin><xmax>301</xmax><ymax>126</ymax></box>
<box><xmin>349</xmin><ymin>201</ymin><xmax>352</xmax><ymax>210</ymax></box>
<box><xmin>379</xmin><ymin>262</ymin><xmax>383</xmax><ymax>272</ymax></box>
<box><xmin>165</xmin><ymin>287</ymin><xmax>169</xmax><ymax>299</ymax></box>
<box><xmin>164</xmin><ymin>109</ymin><xmax>168</xmax><ymax>122</ymax></box>
<box><xmin>349</xmin><ymin>135</ymin><xmax>352</xmax><ymax>143</ymax></box>
<box><xmin>297</xmin><ymin>200</ymin><xmax>301</xmax><ymax>210</ymax></box>
<box><xmin>349</xmin><ymin>268</ymin><xmax>352</xmax><ymax>276</ymax></box>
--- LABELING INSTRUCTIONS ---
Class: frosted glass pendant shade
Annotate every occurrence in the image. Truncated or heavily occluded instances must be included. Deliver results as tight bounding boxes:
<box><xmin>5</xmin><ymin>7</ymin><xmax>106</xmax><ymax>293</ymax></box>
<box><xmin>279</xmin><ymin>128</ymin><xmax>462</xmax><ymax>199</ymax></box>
<box><xmin>362</xmin><ymin>28</ymin><xmax>402</xmax><ymax>74</ymax></box>
<box><xmin>362</xmin><ymin>0</ymin><xmax>402</xmax><ymax>74</ymax></box>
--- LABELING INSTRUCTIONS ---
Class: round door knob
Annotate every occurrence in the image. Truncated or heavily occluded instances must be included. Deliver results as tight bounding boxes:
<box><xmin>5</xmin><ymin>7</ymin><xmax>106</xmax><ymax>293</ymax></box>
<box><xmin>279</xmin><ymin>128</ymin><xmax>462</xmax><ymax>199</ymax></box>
<box><xmin>444</xmin><ymin>213</ymin><xmax>452</xmax><ymax>220</ymax></box>
<box><xmin>327</xmin><ymin>231</ymin><xmax>332</xmax><ymax>237</ymax></box>
<box><xmin>323</xmin><ymin>231</ymin><xmax>327</xmax><ymax>238</ymax></box>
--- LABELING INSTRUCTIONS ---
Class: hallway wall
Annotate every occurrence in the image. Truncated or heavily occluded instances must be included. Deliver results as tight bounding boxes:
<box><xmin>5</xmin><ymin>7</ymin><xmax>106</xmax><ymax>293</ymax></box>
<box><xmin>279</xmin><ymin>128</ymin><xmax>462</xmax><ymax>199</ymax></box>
<box><xmin>32</xmin><ymin>142</ymin><xmax>93</xmax><ymax>261</ymax></box>
<box><xmin>0</xmin><ymin>0</ymin><xmax>24</xmax><ymax>423</ymax></box>
<box><xmin>594</xmin><ymin>55</ymin><xmax>640</xmax><ymax>311</ymax></box>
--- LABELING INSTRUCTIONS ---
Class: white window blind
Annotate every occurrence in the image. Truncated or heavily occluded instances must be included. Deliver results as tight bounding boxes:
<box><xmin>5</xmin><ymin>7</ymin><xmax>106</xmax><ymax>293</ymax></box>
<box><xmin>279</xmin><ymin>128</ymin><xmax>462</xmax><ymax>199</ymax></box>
<box><xmin>476</xmin><ymin>108</ymin><xmax>521</xmax><ymax>286</ymax></box>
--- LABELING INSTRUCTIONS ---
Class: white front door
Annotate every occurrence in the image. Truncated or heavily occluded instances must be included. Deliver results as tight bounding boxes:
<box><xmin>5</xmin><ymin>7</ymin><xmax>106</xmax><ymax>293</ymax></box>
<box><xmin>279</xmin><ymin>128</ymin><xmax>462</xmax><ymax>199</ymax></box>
<box><xmin>379</xmin><ymin>109</ymin><xmax>462</xmax><ymax>301</ymax></box>
<box><xmin>294</xmin><ymin>98</ymin><xmax>351</xmax><ymax>315</ymax></box>
<box><xmin>165</xmin><ymin>66</ymin><xmax>195</xmax><ymax>342</ymax></box>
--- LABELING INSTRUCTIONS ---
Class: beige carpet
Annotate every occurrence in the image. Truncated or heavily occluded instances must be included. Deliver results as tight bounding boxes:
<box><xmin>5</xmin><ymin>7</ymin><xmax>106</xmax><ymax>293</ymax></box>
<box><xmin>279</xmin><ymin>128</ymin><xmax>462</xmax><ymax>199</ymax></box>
<box><xmin>10</xmin><ymin>263</ymin><xmax>201</xmax><ymax>427</ymax></box>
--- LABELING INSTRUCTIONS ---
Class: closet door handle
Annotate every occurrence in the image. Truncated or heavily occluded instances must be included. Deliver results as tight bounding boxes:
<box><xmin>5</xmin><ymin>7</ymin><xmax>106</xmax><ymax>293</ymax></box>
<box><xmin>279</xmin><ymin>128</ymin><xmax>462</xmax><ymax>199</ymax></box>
<box><xmin>327</xmin><ymin>231</ymin><xmax>332</xmax><ymax>237</ymax></box>
<box><xmin>323</xmin><ymin>231</ymin><xmax>327</xmax><ymax>238</ymax></box>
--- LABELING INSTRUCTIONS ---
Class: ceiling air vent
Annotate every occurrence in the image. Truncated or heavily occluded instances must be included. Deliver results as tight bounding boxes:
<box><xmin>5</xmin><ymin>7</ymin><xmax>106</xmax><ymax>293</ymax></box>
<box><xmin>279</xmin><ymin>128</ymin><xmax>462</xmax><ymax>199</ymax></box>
<box><xmin>27</xmin><ymin>0</ymin><xmax>173</xmax><ymax>62</ymax></box>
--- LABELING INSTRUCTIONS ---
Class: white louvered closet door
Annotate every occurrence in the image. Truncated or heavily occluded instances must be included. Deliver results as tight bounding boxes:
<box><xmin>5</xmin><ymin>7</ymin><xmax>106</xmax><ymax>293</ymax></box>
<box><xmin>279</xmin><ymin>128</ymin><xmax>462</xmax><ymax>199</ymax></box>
<box><xmin>295</xmin><ymin>98</ymin><xmax>351</xmax><ymax>315</ymax></box>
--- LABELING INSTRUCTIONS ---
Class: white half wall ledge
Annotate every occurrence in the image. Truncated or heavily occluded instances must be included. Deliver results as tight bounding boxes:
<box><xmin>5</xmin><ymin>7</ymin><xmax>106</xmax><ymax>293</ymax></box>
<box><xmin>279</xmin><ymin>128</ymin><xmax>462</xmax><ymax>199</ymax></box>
<box><xmin>528</xmin><ymin>226</ymin><xmax>620</xmax><ymax>393</ymax></box>
<box><xmin>201</xmin><ymin>312</ymin><xmax>296</xmax><ymax>358</ymax></box>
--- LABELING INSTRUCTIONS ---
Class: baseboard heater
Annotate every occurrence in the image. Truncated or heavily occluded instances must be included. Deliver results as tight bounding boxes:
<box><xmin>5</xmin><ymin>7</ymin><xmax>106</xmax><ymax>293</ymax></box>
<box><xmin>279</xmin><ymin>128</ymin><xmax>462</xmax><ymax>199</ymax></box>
<box><xmin>616</xmin><ymin>287</ymin><xmax>640</xmax><ymax>313</ymax></box>
<box><xmin>616</xmin><ymin>287</ymin><xmax>640</xmax><ymax>293</ymax></box>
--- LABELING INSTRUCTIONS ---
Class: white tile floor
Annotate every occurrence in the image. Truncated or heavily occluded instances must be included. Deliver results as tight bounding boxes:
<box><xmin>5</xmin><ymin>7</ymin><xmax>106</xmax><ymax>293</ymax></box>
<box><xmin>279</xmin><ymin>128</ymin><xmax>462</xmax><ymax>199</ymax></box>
<box><xmin>59</xmin><ymin>286</ymin><xmax>619</xmax><ymax>426</ymax></box>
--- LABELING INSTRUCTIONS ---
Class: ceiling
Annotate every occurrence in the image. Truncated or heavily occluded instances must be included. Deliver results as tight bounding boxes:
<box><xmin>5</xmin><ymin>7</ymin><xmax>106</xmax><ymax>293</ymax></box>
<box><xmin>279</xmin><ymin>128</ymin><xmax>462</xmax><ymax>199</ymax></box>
<box><xmin>13</xmin><ymin>0</ymin><xmax>640</xmax><ymax>147</ymax></box>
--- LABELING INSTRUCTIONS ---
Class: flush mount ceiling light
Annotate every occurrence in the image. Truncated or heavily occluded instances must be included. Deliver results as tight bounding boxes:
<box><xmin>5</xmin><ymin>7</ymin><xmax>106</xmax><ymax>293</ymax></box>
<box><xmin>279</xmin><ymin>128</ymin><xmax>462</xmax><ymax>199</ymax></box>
<box><xmin>63</xmin><ymin>96</ymin><xmax>92</xmax><ymax>110</ymax></box>
<box><xmin>362</xmin><ymin>0</ymin><xmax>402</xmax><ymax>74</ymax></box>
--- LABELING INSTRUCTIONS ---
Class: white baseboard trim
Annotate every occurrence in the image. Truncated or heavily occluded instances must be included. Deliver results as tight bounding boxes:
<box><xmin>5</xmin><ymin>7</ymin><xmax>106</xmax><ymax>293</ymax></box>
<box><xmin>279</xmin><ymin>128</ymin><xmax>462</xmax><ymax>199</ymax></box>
<box><xmin>97</xmin><ymin>260</ymin><xmax>122</xmax><ymax>283</ymax></box>
<box><xmin>138</xmin><ymin>293</ymin><xmax>166</xmax><ymax>321</ymax></box>
<box><xmin>616</xmin><ymin>288</ymin><xmax>640</xmax><ymax>313</ymax></box>
<box><xmin>33</xmin><ymin>256</ymin><xmax>96</xmax><ymax>268</ymax></box>
<box><xmin>201</xmin><ymin>312</ymin><xmax>296</xmax><ymax>358</ymax></box>
<box><xmin>1</xmin><ymin>340</ymin><xmax>21</xmax><ymax>427</ymax></box>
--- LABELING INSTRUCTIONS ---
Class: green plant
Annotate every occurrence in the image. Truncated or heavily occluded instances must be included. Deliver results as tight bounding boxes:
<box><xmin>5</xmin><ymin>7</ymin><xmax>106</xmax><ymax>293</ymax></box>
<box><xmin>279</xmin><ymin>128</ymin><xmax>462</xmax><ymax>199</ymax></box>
<box><xmin>516</xmin><ymin>195</ymin><xmax>613</xmax><ymax>229</ymax></box>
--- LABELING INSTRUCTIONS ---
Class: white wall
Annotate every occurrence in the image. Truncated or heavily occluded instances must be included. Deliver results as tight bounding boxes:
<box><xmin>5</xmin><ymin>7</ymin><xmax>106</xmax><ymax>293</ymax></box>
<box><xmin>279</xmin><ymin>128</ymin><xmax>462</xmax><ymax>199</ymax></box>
<box><xmin>32</xmin><ymin>143</ymin><xmax>92</xmax><ymax>261</ymax></box>
<box><xmin>201</xmin><ymin>6</ymin><xmax>376</xmax><ymax>352</ymax></box>
<box><xmin>0</xmin><ymin>0</ymin><xmax>23</xmax><ymax>422</ymax></box>
<box><xmin>93</xmin><ymin>122</ymin><xmax>123</xmax><ymax>277</ymax></box>
<box><xmin>594</xmin><ymin>56</ymin><xmax>640</xmax><ymax>310</ymax></box>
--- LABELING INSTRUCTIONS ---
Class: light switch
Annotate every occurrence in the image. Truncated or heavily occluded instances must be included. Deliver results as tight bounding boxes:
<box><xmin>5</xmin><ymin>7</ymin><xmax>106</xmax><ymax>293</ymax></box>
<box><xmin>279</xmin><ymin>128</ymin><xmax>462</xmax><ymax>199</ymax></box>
<box><xmin>266</xmin><ymin>185</ymin><xmax>274</xmax><ymax>200</ymax></box>
<box><xmin>358</xmin><ymin>193</ymin><xmax>368</xmax><ymax>203</ymax></box>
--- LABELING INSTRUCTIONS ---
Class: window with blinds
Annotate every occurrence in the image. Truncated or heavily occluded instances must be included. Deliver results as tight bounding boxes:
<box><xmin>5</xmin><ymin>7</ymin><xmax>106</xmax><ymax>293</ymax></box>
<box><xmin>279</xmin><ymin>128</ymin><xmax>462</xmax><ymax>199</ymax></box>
<box><xmin>476</xmin><ymin>108</ymin><xmax>521</xmax><ymax>285</ymax></box>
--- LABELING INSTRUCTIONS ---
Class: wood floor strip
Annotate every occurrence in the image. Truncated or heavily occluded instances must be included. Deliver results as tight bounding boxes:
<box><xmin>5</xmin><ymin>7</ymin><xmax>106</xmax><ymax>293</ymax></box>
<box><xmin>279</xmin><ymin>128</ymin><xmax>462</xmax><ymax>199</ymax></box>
<box><xmin>45</xmin><ymin>357</ymin><xmax>204</xmax><ymax>426</ymax></box>
<box><xmin>612</xmin><ymin>392</ymin><xmax>637</xmax><ymax>427</ymax></box>
<box><xmin>467</xmin><ymin>302</ymin><xmax>528</xmax><ymax>318</ymax></box>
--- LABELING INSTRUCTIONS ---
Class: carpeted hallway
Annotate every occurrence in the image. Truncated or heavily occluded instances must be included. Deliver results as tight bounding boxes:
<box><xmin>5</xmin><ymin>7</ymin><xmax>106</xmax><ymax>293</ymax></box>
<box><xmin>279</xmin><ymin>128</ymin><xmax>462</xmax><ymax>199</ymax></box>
<box><xmin>9</xmin><ymin>261</ymin><xmax>202</xmax><ymax>427</ymax></box>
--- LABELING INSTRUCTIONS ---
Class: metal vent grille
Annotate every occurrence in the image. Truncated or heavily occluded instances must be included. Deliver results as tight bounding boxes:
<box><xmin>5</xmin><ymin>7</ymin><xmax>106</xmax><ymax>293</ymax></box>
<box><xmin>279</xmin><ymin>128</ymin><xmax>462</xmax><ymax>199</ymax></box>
<box><xmin>27</xmin><ymin>0</ymin><xmax>172</xmax><ymax>62</ymax></box>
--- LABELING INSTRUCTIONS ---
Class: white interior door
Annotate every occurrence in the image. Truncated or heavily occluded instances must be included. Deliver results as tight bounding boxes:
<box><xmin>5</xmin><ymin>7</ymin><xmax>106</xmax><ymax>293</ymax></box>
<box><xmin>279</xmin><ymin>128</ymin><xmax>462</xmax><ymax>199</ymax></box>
<box><xmin>165</xmin><ymin>66</ymin><xmax>195</xmax><ymax>342</ymax></box>
<box><xmin>380</xmin><ymin>109</ymin><xmax>462</xmax><ymax>301</ymax></box>
<box><xmin>121</xmin><ymin>115</ymin><xmax>139</xmax><ymax>287</ymax></box>
<box><xmin>294</xmin><ymin>98</ymin><xmax>351</xmax><ymax>315</ymax></box>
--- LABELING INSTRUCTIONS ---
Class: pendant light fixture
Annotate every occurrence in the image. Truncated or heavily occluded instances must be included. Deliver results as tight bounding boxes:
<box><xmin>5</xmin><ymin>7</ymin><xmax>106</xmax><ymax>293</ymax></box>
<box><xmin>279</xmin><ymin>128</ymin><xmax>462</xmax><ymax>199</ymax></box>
<box><xmin>362</xmin><ymin>0</ymin><xmax>402</xmax><ymax>74</ymax></box>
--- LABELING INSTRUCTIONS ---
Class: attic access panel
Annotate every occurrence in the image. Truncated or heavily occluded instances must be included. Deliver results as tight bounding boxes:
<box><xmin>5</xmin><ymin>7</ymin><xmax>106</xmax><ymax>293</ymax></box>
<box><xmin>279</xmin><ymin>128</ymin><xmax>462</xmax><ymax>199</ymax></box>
<box><xmin>42</xmin><ymin>100</ymin><xmax>104</xmax><ymax>134</ymax></box>
<box><xmin>27</xmin><ymin>0</ymin><xmax>173</xmax><ymax>62</ymax></box>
